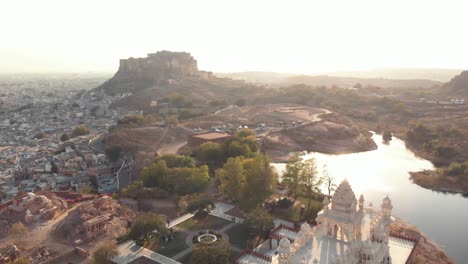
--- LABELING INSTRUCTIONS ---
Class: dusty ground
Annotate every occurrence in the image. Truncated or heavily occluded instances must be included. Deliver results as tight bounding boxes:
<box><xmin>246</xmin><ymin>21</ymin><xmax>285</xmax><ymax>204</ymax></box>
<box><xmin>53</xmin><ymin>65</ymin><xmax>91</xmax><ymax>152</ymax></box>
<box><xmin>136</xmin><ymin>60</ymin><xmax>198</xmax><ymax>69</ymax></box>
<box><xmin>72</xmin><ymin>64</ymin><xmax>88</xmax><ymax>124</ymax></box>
<box><xmin>263</xmin><ymin>112</ymin><xmax>377</xmax><ymax>162</ymax></box>
<box><xmin>182</xmin><ymin>104</ymin><xmax>327</xmax><ymax>129</ymax></box>
<box><xmin>0</xmin><ymin>202</ymin><xmax>82</xmax><ymax>261</ymax></box>
<box><xmin>105</xmin><ymin>126</ymin><xmax>191</xmax><ymax>154</ymax></box>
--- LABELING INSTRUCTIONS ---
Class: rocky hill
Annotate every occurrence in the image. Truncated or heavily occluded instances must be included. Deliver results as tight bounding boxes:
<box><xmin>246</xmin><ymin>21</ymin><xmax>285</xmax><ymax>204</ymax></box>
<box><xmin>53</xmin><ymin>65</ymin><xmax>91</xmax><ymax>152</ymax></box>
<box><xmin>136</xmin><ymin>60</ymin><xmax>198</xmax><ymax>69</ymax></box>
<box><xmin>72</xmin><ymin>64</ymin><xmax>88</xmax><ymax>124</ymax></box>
<box><xmin>97</xmin><ymin>51</ymin><xmax>210</xmax><ymax>94</ymax></box>
<box><xmin>95</xmin><ymin>51</ymin><xmax>265</xmax><ymax>110</ymax></box>
<box><xmin>443</xmin><ymin>70</ymin><xmax>468</xmax><ymax>96</ymax></box>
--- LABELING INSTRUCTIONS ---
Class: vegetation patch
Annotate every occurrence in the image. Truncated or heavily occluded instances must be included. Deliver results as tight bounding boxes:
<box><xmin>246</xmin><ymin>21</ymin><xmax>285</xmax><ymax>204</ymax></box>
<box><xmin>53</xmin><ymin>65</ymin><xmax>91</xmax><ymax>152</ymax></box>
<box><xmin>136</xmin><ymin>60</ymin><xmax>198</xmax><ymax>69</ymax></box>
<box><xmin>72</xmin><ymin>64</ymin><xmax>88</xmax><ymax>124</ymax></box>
<box><xmin>177</xmin><ymin>215</ymin><xmax>231</xmax><ymax>231</ymax></box>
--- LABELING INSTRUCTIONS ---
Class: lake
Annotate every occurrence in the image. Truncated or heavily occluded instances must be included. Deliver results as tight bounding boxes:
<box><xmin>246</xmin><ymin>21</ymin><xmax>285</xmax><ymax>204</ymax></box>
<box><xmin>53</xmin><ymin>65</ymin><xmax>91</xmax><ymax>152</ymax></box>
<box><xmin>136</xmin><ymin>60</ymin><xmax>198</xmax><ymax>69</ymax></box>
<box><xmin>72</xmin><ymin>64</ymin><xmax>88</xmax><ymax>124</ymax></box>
<box><xmin>273</xmin><ymin>133</ymin><xmax>468</xmax><ymax>264</ymax></box>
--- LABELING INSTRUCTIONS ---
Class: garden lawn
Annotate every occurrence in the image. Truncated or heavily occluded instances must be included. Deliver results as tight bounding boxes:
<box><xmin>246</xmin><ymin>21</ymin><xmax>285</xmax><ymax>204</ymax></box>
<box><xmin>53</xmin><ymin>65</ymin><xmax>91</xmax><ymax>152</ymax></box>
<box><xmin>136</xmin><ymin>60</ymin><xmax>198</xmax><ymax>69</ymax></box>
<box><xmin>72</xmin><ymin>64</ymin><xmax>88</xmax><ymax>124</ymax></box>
<box><xmin>145</xmin><ymin>232</ymin><xmax>188</xmax><ymax>257</ymax></box>
<box><xmin>177</xmin><ymin>215</ymin><xmax>231</xmax><ymax>231</ymax></box>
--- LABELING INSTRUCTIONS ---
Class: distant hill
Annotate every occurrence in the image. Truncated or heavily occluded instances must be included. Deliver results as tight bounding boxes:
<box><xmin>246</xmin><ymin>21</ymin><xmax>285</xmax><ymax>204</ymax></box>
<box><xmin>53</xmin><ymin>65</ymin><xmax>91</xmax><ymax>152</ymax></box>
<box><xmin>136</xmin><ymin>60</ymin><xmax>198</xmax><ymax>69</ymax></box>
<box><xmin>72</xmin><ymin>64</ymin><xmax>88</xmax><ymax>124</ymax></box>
<box><xmin>326</xmin><ymin>68</ymin><xmax>463</xmax><ymax>82</ymax></box>
<box><xmin>217</xmin><ymin>72</ymin><xmax>442</xmax><ymax>89</ymax></box>
<box><xmin>282</xmin><ymin>75</ymin><xmax>442</xmax><ymax>89</ymax></box>
<box><xmin>215</xmin><ymin>71</ymin><xmax>295</xmax><ymax>84</ymax></box>
<box><xmin>442</xmin><ymin>70</ymin><xmax>468</xmax><ymax>96</ymax></box>
<box><xmin>217</xmin><ymin>68</ymin><xmax>463</xmax><ymax>86</ymax></box>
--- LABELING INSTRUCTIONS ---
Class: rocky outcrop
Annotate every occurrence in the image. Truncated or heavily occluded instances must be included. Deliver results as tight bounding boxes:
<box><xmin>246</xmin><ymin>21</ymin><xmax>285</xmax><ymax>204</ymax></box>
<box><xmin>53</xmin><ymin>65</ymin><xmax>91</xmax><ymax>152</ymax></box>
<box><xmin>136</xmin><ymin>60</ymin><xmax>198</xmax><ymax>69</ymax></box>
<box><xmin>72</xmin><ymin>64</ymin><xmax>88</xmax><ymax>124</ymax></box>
<box><xmin>263</xmin><ymin>112</ymin><xmax>377</xmax><ymax>162</ymax></box>
<box><xmin>97</xmin><ymin>51</ymin><xmax>211</xmax><ymax>94</ymax></box>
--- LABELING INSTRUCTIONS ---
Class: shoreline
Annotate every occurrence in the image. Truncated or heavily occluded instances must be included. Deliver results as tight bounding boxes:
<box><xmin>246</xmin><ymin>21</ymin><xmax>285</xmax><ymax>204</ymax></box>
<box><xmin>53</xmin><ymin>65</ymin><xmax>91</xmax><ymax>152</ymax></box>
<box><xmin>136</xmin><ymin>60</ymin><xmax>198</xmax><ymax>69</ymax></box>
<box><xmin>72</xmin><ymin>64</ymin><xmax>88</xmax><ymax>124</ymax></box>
<box><xmin>409</xmin><ymin>170</ymin><xmax>468</xmax><ymax>196</ymax></box>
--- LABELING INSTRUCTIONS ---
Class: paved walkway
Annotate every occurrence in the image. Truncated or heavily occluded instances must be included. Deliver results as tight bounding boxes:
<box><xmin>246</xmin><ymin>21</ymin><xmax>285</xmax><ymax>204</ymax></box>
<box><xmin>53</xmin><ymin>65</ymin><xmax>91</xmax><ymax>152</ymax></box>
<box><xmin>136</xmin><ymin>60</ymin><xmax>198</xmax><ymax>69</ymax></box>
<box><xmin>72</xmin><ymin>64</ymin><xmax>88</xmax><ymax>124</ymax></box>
<box><xmin>167</xmin><ymin>213</ymin><xmax>195</xmax><ymax>228</ymax></box>
<box><xmin>210</xmin><ymin>202</ymin><xmax>245</xmax><ymax>223</ymax></box>
<box><xmin>114</xmin><ymin>241</ymin><xmax>181</xmax><ymax>264</ymax></box>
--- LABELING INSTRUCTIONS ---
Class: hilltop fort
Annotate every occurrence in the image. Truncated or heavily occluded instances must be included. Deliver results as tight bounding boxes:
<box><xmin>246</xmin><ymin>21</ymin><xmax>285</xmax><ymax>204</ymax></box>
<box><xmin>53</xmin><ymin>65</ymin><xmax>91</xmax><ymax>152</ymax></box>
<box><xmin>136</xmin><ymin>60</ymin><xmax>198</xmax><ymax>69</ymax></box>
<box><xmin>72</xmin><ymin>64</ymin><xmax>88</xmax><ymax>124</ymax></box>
<box><xmin>98</xmin><ymin>51</ymin><xmax>212</xmax><ymax>94</ymax></box>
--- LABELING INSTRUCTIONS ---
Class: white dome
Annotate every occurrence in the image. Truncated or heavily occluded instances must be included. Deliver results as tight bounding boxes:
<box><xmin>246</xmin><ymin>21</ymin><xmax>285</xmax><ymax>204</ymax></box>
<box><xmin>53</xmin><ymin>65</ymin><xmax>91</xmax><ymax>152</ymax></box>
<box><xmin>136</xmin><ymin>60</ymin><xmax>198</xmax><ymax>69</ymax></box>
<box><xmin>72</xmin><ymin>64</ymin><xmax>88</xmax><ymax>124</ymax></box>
<box><xmin>300</xmin><ymin>222</ymin><xmax>311</xmax><ymax>233</ymax></box>
<box><xmin>279</xmin><ymin>237</ymin><xmax>291</xmax><ymax>248</ymax></box>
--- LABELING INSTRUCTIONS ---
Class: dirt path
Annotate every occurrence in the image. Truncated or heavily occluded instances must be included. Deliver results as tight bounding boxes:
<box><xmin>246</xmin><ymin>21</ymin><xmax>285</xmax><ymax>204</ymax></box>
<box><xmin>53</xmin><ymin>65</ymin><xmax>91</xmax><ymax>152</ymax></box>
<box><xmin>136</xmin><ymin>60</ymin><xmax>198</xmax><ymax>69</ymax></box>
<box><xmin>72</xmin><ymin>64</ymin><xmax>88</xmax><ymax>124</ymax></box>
<box><xmin>156</xmin><ymin>140</ymin><xmax>188</xmax><ymax>156</ymax></box>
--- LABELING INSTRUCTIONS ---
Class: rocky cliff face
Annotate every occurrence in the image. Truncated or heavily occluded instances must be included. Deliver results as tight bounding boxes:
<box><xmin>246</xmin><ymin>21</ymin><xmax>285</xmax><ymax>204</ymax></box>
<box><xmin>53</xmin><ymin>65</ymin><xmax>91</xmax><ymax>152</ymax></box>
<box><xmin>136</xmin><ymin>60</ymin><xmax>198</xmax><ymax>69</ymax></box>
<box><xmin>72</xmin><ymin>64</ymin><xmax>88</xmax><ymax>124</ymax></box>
<box><xmin>98</xmin><ymin>51</ymin><xmax>200</xmax><ymax>94</ymax></box>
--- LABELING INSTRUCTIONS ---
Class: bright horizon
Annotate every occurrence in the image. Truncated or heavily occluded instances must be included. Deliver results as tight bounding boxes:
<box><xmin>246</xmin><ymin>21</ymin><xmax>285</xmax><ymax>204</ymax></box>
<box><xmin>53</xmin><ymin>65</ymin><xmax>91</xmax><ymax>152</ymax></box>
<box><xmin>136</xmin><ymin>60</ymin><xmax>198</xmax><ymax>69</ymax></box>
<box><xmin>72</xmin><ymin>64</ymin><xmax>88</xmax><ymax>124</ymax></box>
<box><xmin>1</xmin><ymin>0</ymin><xmax>468</xmax><ymax>74</ymax></box>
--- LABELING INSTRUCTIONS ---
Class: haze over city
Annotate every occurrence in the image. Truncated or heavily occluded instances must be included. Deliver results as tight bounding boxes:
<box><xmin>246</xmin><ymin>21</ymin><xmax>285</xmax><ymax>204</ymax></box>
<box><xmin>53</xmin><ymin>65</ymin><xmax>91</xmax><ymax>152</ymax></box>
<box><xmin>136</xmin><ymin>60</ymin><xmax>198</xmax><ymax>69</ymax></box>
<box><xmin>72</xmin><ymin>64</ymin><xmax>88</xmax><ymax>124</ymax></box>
<box><xmin>2</xmin><ymin>0</ymin><xmax>468</xmax><ymax>73</ymax></box>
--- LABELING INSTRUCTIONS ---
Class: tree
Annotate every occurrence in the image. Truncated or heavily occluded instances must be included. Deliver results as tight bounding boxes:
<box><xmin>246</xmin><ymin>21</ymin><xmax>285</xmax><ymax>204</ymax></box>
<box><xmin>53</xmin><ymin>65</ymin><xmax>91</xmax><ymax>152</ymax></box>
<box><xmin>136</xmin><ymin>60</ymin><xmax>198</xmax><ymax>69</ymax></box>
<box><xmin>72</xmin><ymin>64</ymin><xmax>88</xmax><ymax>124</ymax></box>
<box><xmin>167</xmin><ymin>115</ymin><xmax>179</xmax><ymax>127</ymax></box>
<box><xmin>105</xmin><ymin>145</ymin><xmax>123</xmax><ymax>162</ymax></box>
<box><xmin>321</xmin><ymin>166</ymin><xmax>336</xmax><ymax>197</ymax></box>
<box><xmin>244</xmin><ymin>208</ymin><xmax>274</xmax><ymax>247</ymax></box>
<box><xmin>60</xmin><ymin>133</ymin><xmax>69</xmax><ymax>142</ymax></box>
<box><xmin>128</xmin><ymin>213</ymin><xmax>168</xmax><ymax>242</ymax></box>
<box><xmin>241</xmin><ymin>155</ymin><xmax>277</xmax><ymax>211</ymax></box>
<box><xmin>447</xmin><ymin>162</ymin><xmax>464</xmax><ymax>176</ymax></box>
<box><xmin>192</xmin><ymin>239</ymin><xmax>231</xmax><ymax>264</ymax></box>
<box><xmin>154</xmin><ymin>154</ymin><xmax>194</xmax><ymax>168</ymax></box>
<box><xmin>71</xmin><ymin>125</ymin><xmax>90</xmax><ymax>137</ymax></box>
<box><xmin>92</xmin><ymin>242</ymin><xmax>118</xmax><ymax>264</ymax></box>
<box><xmin>300</xmin><ymin>158</ymin><xmax>321</xmax><ymax>218</ymax></box>
<box><xmin>141</xmin><ymin>160</ymin><xmax>169</xmax><ymax>188</ymax></box>
<box><xmin>282</xmin><ymin>155</ymin><xmax>305</xmax><ymax>199</ymax></box>
<box><xmin>382</xmin><ymin>130</ymin><xmax>392</xmax><ymax>143</ymax></box>
<box><xmin>215</xmin><ymin>157</ymin><xmax>245</xmax><ymax>201</ymax></box>
<box><xmin>406</xmin><ymin>124</ymin><xmax>433</xmax><ymax>146</ymax></box>
<box><xmin>186</xmin><ymin>193</ymin><xmax>215</xmax><ymax>215</ymax></box>
<box><xmin>34</xmin><ymin>131</ymin><xmax>47</xmax><ymax>139</ymax></box>
<box><xmin>195</xmin><ymin>142</ymin><xmax>224</xmax><ymax>168</ymax></box>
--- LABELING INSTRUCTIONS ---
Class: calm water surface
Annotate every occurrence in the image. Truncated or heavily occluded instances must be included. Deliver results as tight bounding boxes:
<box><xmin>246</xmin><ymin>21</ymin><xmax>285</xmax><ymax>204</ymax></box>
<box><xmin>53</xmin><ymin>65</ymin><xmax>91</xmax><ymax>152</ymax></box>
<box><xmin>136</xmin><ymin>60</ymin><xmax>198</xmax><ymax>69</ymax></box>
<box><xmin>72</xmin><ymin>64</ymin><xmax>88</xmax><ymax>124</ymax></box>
<box><xmin>273</xmin><ymin>134</ymin><xmax>468</xmax><ymax>264</ymax></box>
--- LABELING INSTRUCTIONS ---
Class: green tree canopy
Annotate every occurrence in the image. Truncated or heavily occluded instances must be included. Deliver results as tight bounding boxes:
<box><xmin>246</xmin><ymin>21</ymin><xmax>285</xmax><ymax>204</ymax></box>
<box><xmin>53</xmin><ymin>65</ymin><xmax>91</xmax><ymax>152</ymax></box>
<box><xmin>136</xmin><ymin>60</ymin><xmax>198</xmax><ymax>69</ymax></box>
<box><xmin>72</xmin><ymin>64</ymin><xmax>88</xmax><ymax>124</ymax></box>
<box><xmin>128</xmin><ymin>213</ymin><xmax>168</xmax><ymax>242</ymax></box>
<box><xmin>154</xmin><ymin>154</ymin><xmax>194</xmax><ymax>168</ymax></box>
<box><xmin>60</xmin><ymin>133</ymin><xmax>69</xmax><ymax>142</ymax></box>
<box><xmin>282</xmin><ymin>155</ymin><xmax>305</xmax><ymax>198</ymax></box>
<box><xmin>191</xmin><ymin>239</ymin><xmax>231</xmax><ymax>264</ymax></box>
<box><xmin>71</xmin><ymin>125</ymin><xmax>90</xmax><ymax>137</ymax></box>
<box><xmin>92</xmin><ymin>242</ymin><xmax>118</xmax><ymax>264</ymax></box>
<box><xmin>244</xmin><ymin>208</ymin><xmax>274</xmax><ymax>247</ymax></box>
<box><xmin>215</xmin><ymin>157</ymin><xmax>245</xmax><ymax>201</ymax></box>
<box><xmin>241</xmin><ymin>155</ymin><xmax>277</xmax><ymax>211</ymax></box>
<box><xmin>186</xmin><ymin>193</ymin><xmax>215</xmax><ymax>215</ymax></box>
<box><xmin>141</xmin><ymin>160</ymin><xmax>169</xmax><ymax>188</ymax></box>
<box><xmin>195</xmin><ymin>142</ymin><xmax>224</xmax><ymax>168</ymax></box>
<box><xmin>105</xmin><ymin>145</ymin><xmax>122</xmax><ymax>162</ymax></box>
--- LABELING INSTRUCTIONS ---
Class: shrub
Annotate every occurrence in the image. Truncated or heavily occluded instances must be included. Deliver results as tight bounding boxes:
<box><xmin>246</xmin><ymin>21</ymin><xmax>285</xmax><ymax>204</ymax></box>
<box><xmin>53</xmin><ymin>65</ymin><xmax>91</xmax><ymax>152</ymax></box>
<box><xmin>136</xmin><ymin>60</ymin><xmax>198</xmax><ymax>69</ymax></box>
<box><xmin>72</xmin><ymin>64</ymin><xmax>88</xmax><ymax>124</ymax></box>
<box><xmin>277</xmin><ymin>198</ymin><xmax>293</xmax><ymax>208</ymax></box>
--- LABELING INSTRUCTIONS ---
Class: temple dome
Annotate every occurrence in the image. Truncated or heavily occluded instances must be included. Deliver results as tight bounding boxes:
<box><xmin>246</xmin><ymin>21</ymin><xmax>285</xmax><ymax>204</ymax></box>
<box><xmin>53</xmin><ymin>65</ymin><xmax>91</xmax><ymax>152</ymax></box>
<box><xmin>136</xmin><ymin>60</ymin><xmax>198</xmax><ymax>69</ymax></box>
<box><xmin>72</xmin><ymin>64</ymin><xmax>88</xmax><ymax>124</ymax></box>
<box><xmin>331</xmin><ymin>179</ymin><xmax>357</xmax><ymax>211</ymax></box>
<box><xmin>381</xmin><ymin>195</ymin><xmax>393</xmax><ymax>210</ymax></box>
<box><xmin>279</xmin><ymin>237</ymin><xmax>291</xmax><ymax>248</ymax></box>
<box><xmin>300</xmin><ymin>222</ymin><xmax>311</xmax><ymax>233</ymax></box>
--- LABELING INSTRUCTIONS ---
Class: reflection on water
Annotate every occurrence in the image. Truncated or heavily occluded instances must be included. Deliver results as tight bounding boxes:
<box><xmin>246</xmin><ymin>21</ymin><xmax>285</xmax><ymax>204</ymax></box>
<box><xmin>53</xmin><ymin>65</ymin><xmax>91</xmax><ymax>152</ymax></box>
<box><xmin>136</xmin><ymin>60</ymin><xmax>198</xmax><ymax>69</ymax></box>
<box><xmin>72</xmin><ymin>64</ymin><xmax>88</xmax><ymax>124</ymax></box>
<box><xmin>273</xmin><ymin>134</ymin><xmax>468</xmax><ymax>264</ymax></box>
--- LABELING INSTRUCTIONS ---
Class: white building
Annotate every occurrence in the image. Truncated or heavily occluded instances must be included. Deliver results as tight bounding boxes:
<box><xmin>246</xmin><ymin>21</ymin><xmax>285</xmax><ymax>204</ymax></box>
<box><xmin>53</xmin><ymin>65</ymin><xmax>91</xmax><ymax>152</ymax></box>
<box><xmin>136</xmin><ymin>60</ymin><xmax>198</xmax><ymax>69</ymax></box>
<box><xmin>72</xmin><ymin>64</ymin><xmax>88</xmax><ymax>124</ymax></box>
<box><xmin>237</xmin><ymin>180</ymin><xmax>411</xmax><ymax>264</ymax></box>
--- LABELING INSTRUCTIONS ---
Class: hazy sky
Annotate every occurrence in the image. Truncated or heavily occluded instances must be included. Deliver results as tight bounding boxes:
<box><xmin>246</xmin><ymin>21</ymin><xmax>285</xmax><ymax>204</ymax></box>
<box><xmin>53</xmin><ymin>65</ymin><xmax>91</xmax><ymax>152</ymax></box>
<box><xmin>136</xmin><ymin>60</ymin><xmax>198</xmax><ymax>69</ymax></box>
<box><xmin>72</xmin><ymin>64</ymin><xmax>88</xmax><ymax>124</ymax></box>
<box><xmin>1</xmin><ymin>0</ymin><xmax>468</xmax><ymax>73</ymax></box>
